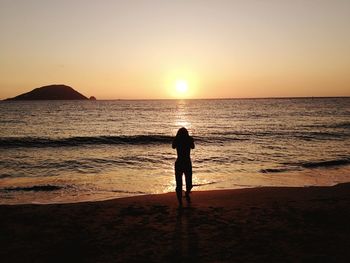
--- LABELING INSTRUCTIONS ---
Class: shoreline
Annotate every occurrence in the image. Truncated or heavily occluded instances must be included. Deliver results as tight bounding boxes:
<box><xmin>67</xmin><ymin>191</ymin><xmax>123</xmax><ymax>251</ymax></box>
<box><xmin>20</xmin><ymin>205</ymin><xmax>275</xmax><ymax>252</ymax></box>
<box><xmin>2</xmin><ymin>165</ymin><xmax>350</xmax><ymax>206</ymax></box>
<box><xmin>1</xmin><ymin>183</ymin><xmax>350</xmax><ymax>262</ymax></box>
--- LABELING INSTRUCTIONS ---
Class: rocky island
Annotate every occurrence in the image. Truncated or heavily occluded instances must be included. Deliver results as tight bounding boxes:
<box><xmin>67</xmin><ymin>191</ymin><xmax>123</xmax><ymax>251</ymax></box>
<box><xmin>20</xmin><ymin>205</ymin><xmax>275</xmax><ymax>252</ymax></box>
<box><xmin>5</xmin><ymin>84</ymin><xmax>91</xmax><ymax>100</ymax></box>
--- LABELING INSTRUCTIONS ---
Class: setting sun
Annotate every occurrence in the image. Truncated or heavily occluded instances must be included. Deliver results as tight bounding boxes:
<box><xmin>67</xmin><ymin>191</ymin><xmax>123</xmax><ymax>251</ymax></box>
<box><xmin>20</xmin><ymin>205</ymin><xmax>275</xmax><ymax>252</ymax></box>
<box><xmin>175</xmin><ymin>80</ymin><xmax>188</xmax><ymax>94</ymax></box>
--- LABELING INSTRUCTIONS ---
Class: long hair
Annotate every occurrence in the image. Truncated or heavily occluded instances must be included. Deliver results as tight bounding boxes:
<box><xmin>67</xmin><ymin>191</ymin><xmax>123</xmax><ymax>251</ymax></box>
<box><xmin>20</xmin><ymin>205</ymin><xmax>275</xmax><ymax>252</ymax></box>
<box><xmin>176</xmin><ymin>127</ymin><xmax>189</xmax><ymax>140</ymax></box>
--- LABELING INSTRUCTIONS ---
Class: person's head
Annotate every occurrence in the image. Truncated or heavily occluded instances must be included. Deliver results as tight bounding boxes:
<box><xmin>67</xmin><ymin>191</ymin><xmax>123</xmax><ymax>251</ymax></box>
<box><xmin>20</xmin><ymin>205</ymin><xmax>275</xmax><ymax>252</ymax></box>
<box><xmin>176</xmin><ymin>127</ymin><xmax>189</xmax><ymax>139</ymax></box>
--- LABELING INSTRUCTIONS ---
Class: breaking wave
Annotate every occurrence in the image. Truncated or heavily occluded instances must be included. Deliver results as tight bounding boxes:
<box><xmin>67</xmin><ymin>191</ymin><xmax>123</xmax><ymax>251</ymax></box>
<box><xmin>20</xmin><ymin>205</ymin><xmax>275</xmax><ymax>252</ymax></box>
<box><xmin>0</xmin><ymin>135</ymin><xmax>173</xmax><ymax>148</ymax></box>
<box><xmin>301</xmin><ymin>159</ymin><xmax>350</xmax><ymax>168</ymax></box>
<box><xmin>260</xmin><ymin>158</ymin><xmax>350</xmax><ymax>173</ymax></box>
<box><xmin>2</xmin><ymin>185</ymin><xmax>64</xmax><ymax>192</ymax></box>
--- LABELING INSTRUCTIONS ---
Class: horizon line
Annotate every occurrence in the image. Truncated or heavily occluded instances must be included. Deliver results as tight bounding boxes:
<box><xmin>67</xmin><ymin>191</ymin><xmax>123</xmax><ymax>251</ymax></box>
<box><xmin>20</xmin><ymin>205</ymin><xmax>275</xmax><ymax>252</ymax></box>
<box><xmin>2</xmin><ymin>95</ymin><xmax>350</xmax><ymax>101</ymax></box>
<box><xmin>99</xmin><ymin>95</ymin><xmax>350</xmax><ymax>101</ymax></box>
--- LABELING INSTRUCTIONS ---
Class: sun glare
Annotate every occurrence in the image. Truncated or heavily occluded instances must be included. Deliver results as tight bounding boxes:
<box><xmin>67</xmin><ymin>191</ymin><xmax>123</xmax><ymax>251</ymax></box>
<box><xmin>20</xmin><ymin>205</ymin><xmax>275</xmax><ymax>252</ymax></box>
<box><xmin>175</xmin><ymin>80</ymin><xmax>188</xmax><ymax>94</ymax></box>
<box><xmin>165</xmin><ymin>71</ymin><xmax>198</xmax><ymax>98</ymax></box>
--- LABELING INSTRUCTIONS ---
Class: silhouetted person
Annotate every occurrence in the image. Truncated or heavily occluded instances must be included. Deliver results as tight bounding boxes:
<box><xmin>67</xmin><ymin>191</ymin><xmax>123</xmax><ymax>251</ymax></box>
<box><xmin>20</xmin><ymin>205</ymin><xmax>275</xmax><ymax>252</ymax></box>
<box><xmin>172</xmin><ymin>127</ymin><xmax>195</xmax><ymax>206</ymax></box>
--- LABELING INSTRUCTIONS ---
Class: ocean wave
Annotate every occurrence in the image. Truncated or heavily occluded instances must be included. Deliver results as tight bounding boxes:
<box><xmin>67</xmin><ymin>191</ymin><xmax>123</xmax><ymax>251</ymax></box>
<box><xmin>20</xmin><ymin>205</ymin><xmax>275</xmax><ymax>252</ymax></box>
<box><xmin>0</xmin><ymin>135</ymin><xmax>173</xmax><ymax>148</ymax></box>
<box><xmin>295</xmin><ymin>132</ymin><xmax>348</xmax><ymax>141</ymax></box>
<box><xmin>0</xmin><ymin>154</ymin><xmax>171</xmax><ymax>176</ymax></box>
<box><xmin>1</xmin><ymin>128</ymin><xmax>347</xmax><ymax>149</ymax></box>
<box><xmin>108</xmin><ymin>189</ymin><xmax>147</xmax><ymax>194</ymax></box>
<box><xmin>0</xmin><ymin>134</ymin><xmax>250</xmax><ymax>148</ymax></box>
<box><xmin>0</xmin><ymin>174</ymin><xmax>12</xmax><ymax>179</ymax></box>
<box><xmin>301</xmin><ymin>159</ymin><xmax>350</xmax><ymax>168</ymax></box>
<box><xmin>2</xmin><ymin>185</ymin><xmax>64</xmax><ymax>192</ymax></box>
<box><xmin>330</xmin><ymin>122</ymin><xmax>350</xmax><ymax>129</ymax></box>
<box><xmin>211</xmin><ymin>130</ymin><xmax>348</xmax><ymax>142</ymax></box>
<box><xmin>261</xmin><ymin>158</ymin><xmax>350</xmax><ymax>173</ymax></box>
<box><xmin>192</xmin><ymin>181</ymin><xmax>218</xmax><ymax>187</ymax></box>
<box><xmin>260</xmin><ymin>168</ymin><xmax>292</xmax><ymax>173</ymax></box>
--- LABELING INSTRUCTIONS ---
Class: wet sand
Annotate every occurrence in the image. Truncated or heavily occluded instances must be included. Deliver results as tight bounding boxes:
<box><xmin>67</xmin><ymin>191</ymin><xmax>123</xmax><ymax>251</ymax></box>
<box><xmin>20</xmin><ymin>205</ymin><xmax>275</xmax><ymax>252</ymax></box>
<box><xmin>1</xmin><ymin>183</ymin><xmax>350</xmax><ymax>262</ymax></box>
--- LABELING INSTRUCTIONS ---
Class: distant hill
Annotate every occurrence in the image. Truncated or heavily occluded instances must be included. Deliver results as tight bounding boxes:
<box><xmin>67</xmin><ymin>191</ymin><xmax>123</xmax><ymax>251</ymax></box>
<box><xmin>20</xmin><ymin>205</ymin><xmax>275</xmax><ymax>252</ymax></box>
<box><xmin>5</xmin><ymin>85</ymin><xmax>89</xmax><ymax>100</ymax></box>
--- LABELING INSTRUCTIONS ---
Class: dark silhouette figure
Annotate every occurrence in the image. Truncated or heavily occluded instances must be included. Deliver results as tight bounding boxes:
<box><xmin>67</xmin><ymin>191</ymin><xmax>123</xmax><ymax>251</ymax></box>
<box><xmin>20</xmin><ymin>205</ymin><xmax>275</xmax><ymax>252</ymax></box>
<box><xmin>172</xmin><ymin>127</ymin><xmax>195</xmax><ymax>206</ymax></box>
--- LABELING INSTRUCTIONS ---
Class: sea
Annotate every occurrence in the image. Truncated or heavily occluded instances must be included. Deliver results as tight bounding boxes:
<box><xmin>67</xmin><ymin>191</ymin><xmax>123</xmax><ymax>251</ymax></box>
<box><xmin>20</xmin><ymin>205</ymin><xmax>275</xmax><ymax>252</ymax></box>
<box><xmin>1</xmin><ymin>98</ymin><xmax>350</xmax><ymax>204</ymax></box>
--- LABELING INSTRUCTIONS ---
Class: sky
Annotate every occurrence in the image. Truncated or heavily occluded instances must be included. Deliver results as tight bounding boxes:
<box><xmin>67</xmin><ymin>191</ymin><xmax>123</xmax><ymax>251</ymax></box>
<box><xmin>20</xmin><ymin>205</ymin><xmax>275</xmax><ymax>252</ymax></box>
<box><xmin>0</xmin><ymin>0</ymin><xmax>349</xmax><ymax>99</ymax></box>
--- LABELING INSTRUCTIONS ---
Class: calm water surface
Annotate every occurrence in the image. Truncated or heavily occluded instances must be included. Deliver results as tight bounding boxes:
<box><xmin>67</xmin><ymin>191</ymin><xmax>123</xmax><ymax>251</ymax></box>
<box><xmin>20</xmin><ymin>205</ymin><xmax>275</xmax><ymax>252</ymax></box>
<box><xmin>1</xmin><ymin>98</ymin><xmax>350</xmax><ymax>204</ymax></box>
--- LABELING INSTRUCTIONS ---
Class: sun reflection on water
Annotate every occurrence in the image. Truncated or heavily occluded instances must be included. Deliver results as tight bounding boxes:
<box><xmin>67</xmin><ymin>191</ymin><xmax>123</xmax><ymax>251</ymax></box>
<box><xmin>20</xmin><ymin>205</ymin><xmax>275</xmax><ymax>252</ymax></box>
<box><xmin>173</xmin><ymin>100</ymin><xmax>192</xmax><ymax>134</ymax></box>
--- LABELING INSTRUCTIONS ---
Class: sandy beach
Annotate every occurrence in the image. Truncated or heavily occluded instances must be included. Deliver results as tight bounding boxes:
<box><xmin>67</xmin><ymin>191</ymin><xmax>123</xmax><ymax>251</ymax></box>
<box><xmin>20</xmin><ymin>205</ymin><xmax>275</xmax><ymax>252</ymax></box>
<box><xmin>1</xmin><ymin>183</ymin><xmax>350</xmax><ymax>262</ymax></box>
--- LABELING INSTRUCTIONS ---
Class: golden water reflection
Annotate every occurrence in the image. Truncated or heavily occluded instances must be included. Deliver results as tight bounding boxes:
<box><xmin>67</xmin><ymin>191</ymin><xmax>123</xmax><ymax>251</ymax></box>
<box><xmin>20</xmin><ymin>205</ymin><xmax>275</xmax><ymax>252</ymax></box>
<box><xmin>174</xmin><ymin>100</ymin><xmax>192</xmax><ymax>134</ymax></box>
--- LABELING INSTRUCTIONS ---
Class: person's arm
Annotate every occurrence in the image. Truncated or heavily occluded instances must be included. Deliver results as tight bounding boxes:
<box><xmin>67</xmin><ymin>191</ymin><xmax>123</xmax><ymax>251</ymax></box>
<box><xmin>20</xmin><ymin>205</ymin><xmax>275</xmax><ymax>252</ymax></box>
<box><xmin>190</xmin><ymin>137</ymin><xmax>195</xmax><ymax>149</ymax></box>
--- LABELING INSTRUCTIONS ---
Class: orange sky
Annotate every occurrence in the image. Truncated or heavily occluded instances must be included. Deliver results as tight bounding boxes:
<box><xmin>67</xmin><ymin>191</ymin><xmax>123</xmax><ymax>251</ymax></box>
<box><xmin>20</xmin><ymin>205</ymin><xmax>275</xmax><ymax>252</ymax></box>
<box><xmin>1</xmin><ymin>0</ymin><xmax>349</xmax><ymax>99</ymax></box>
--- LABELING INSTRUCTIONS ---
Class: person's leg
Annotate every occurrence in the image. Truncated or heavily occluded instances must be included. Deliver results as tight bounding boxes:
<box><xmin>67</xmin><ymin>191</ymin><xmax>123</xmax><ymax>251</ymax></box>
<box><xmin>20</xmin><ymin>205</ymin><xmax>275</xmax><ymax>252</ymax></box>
<box><xmin>175</xmin><ymin>162</ymin><xmax>183</xmax><ymax>205</ymax></box>
<box><xmin>184</xmin><ymin>162</ymin><xmax>193</xmax><ymax>202</ymax></box>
